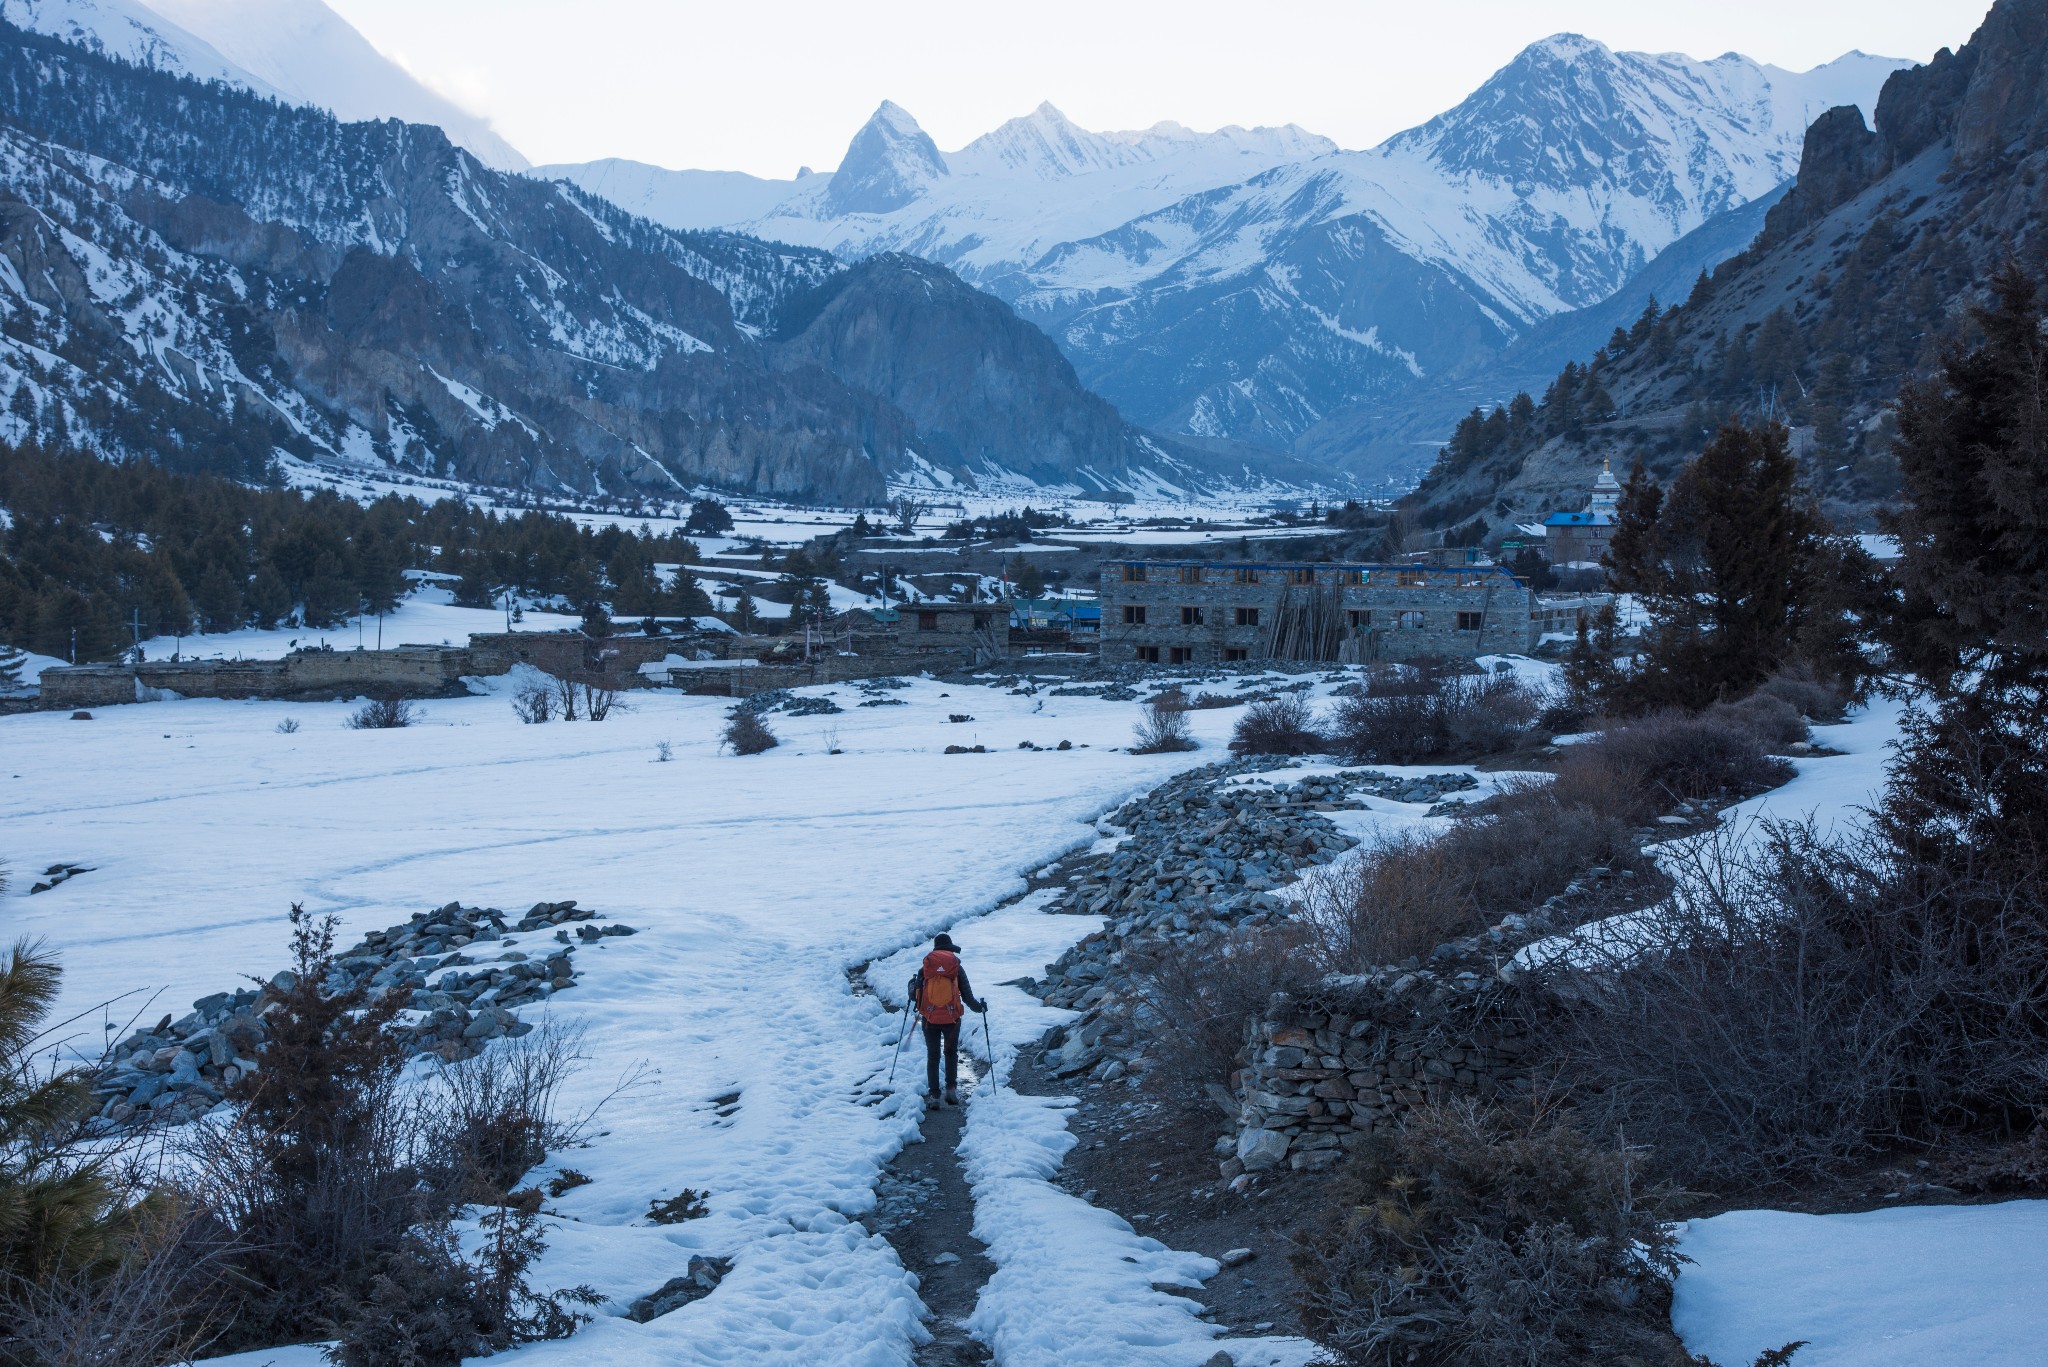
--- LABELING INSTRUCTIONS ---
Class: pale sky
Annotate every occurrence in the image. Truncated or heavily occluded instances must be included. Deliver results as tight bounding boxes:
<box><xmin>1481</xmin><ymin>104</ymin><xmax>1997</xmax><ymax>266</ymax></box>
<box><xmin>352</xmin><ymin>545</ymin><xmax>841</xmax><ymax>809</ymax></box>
<box><xmin>322</xmin><ymin>0</ymin><xmax>1991</xmax><ymax>176</ymax></box>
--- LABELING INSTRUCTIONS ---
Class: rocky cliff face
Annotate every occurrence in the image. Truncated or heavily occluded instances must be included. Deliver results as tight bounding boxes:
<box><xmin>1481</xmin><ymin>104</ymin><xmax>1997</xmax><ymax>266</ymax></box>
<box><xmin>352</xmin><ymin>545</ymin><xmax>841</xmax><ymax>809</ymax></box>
<box><xmin>769</xmin><ymin>254</ymin><xmax>1176</xmax><ymax>486</ymax></box>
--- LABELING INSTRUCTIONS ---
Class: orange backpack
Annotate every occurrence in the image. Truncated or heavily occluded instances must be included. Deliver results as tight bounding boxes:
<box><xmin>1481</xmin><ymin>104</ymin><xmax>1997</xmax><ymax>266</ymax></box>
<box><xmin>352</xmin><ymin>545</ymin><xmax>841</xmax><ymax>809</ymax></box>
<box><xmin>917</xmin><ymin>950</ymin><xmax>964</xmax><ymax>1025</ymax></box>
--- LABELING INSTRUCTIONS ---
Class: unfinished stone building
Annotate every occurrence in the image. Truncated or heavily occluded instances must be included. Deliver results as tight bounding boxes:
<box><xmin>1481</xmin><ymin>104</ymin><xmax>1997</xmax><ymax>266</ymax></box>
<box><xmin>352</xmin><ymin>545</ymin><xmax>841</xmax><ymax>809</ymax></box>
<box><xmin>1097</xmin><ymin>559</ymin><xmax>1593</xmax><ymax>665</ymax></box>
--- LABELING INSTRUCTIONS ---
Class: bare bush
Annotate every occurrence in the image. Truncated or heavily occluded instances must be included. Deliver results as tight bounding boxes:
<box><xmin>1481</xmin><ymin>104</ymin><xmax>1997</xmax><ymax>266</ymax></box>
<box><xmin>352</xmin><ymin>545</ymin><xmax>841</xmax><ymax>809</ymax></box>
<box><xmin>511</xmin><ymin>681</ymin><xmax>554</xmax><ymax>724</ymax></box>
<box><xmin>1708</xmin><ymin>692</ymin><xmax>1809</xmax><ymax>748</ymax></box>
<box><xmin>1299</xmin><ymin>833</ymin><xmax>1475</xmax><ymax>969</ymax></box>
<box><xmin>1300</xmin><ymin>788</ymin><xmax>1643</xmax><ymax>971</ymax></box>
<box><xmin>1329</xmin><ymin>670</ymin><xmax>1545</xmax><ymax>764</ymax></box>
<box><xmin>1291</xmin><ymin>1101</ymin><xmax>1693</xmax><ymax>1367</ymax></box>
<box><xmin>1564</xmin><ymin>711</ymin><xmax>1795</xmax><ymax>822</ymax></box>
<box><xmin>1544</xmin><ymin>818</ymin><xmax>2048</xmax><ymax>1189</ymax></box>
<box><xmin>1129</xmin><ymin>927</ymin><xmax>1313</xmax><ymax>1112</ymax></box>
<box><xmin>0</xmin><ymin>1209</ymin><xmax>228</xmax><ymax>1367</ymax></box>
<box><xmin>1131</xmin><ymin>695</ymin><xmax>1197</xmax><ymax>754</ymax></box>
<box><xmin>723</xmin><ymin>710</ymin><xmax>778</xmax><ymax>756</ymax></box>
<box><xmin>549</xmin><ymin>669</ymin><xmax>582</xmax><ymax>721</ymax></box>
<box><xmin>427</xmin><ymin>1020</ymin><xmax>586</xmax><ymax>1204</ymax></box>
<box><xmin>346</xmin><ymin>695</ymin><xmax>421</xmax><ymax>730</ymax></box>
<box><xmin>581</xmin><ymin>678</ymin><xmax>623</xmax><ymax>722</ymax></box>
<box><xmin>1230</xmin><ymin>693</ymin><xmax>1324</xmax><ymax>755</ymax></box>
<box><xmin>1756</xmin><ymin>663</ymin><xmax>1850</xmax><ymax>723</ymax></box>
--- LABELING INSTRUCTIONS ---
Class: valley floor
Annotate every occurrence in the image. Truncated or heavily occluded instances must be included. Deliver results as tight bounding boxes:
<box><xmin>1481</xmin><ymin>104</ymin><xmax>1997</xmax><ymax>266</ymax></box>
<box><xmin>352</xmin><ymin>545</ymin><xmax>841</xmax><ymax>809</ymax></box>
<box><xmin>3</xmin><ymin>673</ymin><xmax>2043</xmax><ymax>1365</ymax></box>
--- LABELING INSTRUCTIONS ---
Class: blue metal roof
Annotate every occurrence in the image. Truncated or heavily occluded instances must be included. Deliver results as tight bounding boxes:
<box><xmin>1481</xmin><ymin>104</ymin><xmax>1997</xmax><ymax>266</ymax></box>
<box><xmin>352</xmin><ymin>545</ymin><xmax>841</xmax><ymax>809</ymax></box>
<box><xmin>1543</xmin><ymin>512</ymin><xmax>1615</xmax><ymax>527</ymax></box>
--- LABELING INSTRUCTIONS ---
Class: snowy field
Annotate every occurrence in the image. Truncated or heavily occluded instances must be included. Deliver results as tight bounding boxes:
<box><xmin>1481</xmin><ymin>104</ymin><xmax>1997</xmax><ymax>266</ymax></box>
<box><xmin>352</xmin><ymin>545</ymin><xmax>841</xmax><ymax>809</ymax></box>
<box><xmin>1675</xmin><ymin>1202</ymin><xmax>2048</xmax><ymax>1366</ymax></box>
<box><xmin>274</xmin><ymin>455</ymin><xmax>1342</xmax><ymax>550</ymax></box>
<box><xmin>4</xmin><ymin>670</ymin><xmax>1347</xmax><ymax>1366</ymax></box>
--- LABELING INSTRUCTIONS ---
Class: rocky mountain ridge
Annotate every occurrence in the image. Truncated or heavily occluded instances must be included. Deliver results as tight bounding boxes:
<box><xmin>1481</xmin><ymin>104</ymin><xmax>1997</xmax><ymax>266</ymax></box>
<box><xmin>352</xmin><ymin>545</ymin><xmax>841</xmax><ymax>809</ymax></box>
<box><xmin>1402</xmin><ymin>0</ymin><xmax>2047</xmax><ymax>539</ymax></box>
<box><xmin>0</xmin><ymin>23</ymin><xmax>1266</xmax><ymax>503</ymax></box>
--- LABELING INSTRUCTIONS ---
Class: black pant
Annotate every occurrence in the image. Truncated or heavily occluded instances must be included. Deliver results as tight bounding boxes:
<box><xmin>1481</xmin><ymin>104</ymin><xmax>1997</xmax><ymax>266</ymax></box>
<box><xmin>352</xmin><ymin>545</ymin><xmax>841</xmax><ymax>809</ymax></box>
<box><xmin>923</xmin><ymin>1021</ymin><xmax>960</xmax><ymax>1095</ymax></box>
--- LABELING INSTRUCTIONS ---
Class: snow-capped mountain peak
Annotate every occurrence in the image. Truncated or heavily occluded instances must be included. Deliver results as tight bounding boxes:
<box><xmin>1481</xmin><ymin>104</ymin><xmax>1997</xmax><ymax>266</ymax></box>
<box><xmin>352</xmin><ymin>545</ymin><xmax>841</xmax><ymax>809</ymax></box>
<box><xmin>950</xmin><ymin>101</ymin><xmax>1155</xmax><ymax>179</ymax></box>
<box><xmin>824</xmin><ymin>99</ymin><xmax>948</xmax><ymax>215</ymax></box>
<box><xmin>146</xmin><ymin>0</ymin><xmax>529</xmax><ymax>169</ymax></box>
<box><xmin>1</xmin><ymin>0</ymin><xmax>528</xmax><ymax>168</ymax></box>
<box><xmin>0</xmin><ymin>0</ymin><xmax>277</xmax><ymax>93</ymax></box>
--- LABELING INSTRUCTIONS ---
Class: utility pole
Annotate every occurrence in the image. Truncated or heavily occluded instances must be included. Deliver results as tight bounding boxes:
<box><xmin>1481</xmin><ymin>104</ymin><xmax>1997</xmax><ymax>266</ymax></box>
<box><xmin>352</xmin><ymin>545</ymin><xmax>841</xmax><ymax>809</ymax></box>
<box><xmin>129</xmin><ymin>608</ymin><xmax>143</xmax><ymax>661</ymax></box>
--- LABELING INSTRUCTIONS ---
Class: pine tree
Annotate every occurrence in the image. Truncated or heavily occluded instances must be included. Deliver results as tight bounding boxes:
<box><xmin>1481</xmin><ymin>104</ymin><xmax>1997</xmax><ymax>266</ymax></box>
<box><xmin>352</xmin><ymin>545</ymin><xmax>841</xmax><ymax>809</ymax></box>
<box><xmin>1603</xmin><ymin>421</ymin><xmax>1822</xmax><ymax>710</ymax></box>
<box><xmin>1881</xmin><ymin>263</ymin><xmax>2048</xmax><ymax>892</ymax></box>
<box><xmin>0</xmin><ymin>942</ymin><xmax>127</xmax><ymax>1286</ymax></box>
<box><xmin>353</xmin><ymin>536</ymin><xmax>407</xmax><ymax>617</ymax></box>
<box><xmin>246</xmin><ymin>564</ymin><xmax>293</xmax><ymax>627</ymax></box>
<box><xmin>0</xmin><ymin>641</ymin><xmax>24</xmax><ymax>690</ymax></box>
<box><xmin>194</xmin><ymin>562</ymin><xmax>245</xmax><ymax>632</ymax></box>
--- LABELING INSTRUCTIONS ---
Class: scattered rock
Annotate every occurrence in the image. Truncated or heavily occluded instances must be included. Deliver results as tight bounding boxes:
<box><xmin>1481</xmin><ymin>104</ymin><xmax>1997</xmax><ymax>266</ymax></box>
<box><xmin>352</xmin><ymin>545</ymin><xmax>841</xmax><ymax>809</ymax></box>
<box><xmin>626</xmin><ymin>1256</ymin><xmax>732</xmax><ymax>1321</ymax></box>
<box><xmin>90</xmin><ymin>898</ymin><xmax>638</xmax><ymax>1129</ymax></box>
<box><xmin>1219</xmin><ymin>1247</ymin><xmax>1256</xmax><ymax>1268</ymax></box>
<box><xmin>1236</xmin><ymin>1129</ymin><xmax>1289</xmax><ymax>1173</ymax></box>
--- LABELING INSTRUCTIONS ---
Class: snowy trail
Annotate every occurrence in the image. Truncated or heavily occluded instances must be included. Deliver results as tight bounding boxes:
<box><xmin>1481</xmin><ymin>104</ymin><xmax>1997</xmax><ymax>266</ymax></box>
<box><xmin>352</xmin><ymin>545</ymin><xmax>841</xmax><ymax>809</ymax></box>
<box><xmin>4</xmin><ymin>673</ymin><xmax>1244</xmax><ymax>1365</ymax></box>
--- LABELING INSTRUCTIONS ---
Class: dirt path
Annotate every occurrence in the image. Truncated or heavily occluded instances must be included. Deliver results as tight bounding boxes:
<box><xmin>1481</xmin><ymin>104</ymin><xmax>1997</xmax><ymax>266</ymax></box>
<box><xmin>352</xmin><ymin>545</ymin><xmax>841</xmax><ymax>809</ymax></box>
<box><xmin>873</xmin><ymin>1077</ymin><xmax>996</xmax><ymax>1366</ymax></box>
<box><xmin>850</xmin><ymin>954</ymin><xmax>995</xmax><ymax>1366</ymax></box>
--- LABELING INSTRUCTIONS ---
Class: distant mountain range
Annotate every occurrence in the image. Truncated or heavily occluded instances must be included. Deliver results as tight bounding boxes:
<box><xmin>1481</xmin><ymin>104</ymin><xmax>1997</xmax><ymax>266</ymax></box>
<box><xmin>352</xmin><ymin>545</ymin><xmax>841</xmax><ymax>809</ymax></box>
<box><xmin>0</xmin><ymin>20</ymin><xmax>1302</xmax><ymax>504</ymax></box>
<box><xmin>544</xmin><ymin>42</ymin><xmax>1908</xmax><ymax>481</ymax></box>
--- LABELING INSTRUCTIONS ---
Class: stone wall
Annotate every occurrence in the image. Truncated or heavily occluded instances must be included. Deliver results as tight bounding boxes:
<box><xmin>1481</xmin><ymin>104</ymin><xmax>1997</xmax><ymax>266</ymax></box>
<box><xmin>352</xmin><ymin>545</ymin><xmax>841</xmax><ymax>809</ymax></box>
<box><xmin>39</xmin><ymin>645</ymin><xmax>479</xmax><ymax>707</ymax></box>
<box><xmin>1230</xmin><ymin>972</ymin><xmax>1534</xmax><ymax>1175</ymax></box>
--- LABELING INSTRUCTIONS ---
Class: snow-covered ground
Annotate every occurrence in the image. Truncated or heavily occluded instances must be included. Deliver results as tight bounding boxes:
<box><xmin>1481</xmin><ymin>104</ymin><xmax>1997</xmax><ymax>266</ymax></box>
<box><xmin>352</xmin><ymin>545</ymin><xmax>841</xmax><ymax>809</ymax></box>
<box><xmin>1675</xmin><ymin>1202</ymin><xmax>2048</xmax><ymax>1366</ymax></box>
<box><xmin>273</xmin><ymin>453</ymin><xmax>1345</xmax><ymax>550</ymax></box>
<box><xmin>5</xmin><ymin>669</ymin><xmax>1326</xmax><ymax>1366</ymax></box>
<box><xmin>122</xmin><ymin>590</ymin><xmax>584</xmax><ymax>665</ymax></box>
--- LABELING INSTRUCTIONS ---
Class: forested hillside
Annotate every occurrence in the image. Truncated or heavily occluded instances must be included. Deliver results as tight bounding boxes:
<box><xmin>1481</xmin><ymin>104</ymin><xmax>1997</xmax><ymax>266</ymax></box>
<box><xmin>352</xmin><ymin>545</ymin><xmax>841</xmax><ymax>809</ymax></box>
<box><xmin>0</xmin><ymin>441</ymin><xmax>709</xmax><ymax>661</ymax></box>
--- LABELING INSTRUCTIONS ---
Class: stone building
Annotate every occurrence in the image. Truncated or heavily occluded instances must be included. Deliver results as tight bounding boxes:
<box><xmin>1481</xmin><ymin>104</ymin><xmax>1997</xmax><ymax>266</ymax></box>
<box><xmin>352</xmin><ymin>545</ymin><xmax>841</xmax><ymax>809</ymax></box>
<box><xmin>867</xmin><ymin>601</ymin><xmax>1007</xmax><ymax>664</ymax></box>
<box><xmin>1538</xmin><ymin>459</ymin><xmax>1623</xmax><ymax>565</ymax></box>
<box><xmin>1097</xmin><ymin>559</ymin><xmax>1552</xmax><ymax>665</ymax></box>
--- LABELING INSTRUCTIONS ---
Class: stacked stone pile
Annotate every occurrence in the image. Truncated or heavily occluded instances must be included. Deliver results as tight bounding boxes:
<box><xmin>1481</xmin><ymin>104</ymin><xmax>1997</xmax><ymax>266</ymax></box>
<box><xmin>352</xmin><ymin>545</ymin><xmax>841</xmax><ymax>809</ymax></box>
<box><xmin>735</xmin><ymin>689</ymin><xmax>844</xmax><ymax>717</ymax></box>
<box><xmin>1029</xmin><ymin>763</ymin><xmax>1480</xmax><ymax>1083</ymax></box>
<box><xmin>1228</xmin><ymin>973</ymin><xmax>1534</xmax><ymax>1177</ymax></box>
<box><xmin>89</xmin><ymin>899</ymin><xmax>635</xmax><ymax>1128</ymax></box>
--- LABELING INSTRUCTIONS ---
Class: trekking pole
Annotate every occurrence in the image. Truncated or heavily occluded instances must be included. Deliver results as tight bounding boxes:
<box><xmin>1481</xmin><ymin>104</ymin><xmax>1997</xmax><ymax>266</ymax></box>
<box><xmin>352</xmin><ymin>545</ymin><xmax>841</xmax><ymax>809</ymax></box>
<box><xmin>980</xmin><ymin>1004</ymin><xmax>996</xmax><ymax>1096</ymax></box>
<box><xmin>886</xmin><ymin>1004</ymin><xmax>913</xmax><ymax>1085</ymax></box>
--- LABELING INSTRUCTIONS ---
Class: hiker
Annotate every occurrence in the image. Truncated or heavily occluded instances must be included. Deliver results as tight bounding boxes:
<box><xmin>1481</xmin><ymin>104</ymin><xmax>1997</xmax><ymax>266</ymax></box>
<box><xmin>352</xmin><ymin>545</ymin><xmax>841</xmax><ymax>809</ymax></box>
<box><xmin>908</xmin><ymin>933</ymin><xmax>986</xmax><ymax>1105</ymax></box>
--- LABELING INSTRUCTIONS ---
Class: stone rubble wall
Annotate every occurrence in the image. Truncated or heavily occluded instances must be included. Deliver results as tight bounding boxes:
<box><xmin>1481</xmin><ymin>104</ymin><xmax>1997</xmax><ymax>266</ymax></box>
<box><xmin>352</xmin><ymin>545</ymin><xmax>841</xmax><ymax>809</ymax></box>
<box><xmin>1030</xmin><ymin>760</ymin><xmax>1481</xmax><ymax>1084</ymax></box>
<box><xmin>1229</xmin><ymin>974</ymin><xmax>1534</xmax><ymax>1176</ymax></box>
<box><xmin>90</xmin><ymin>898</ymin><xmax>636</xmax><ymax>1128</ymax></box>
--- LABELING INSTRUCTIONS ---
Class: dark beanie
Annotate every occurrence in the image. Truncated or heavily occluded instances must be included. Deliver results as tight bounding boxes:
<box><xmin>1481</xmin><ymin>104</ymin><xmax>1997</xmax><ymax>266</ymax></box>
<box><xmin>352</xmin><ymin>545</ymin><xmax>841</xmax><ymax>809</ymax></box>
<box><xmin>933</xmin><ymin>933</ymin><xmax>958</xmax><ymax>952</ymax></box>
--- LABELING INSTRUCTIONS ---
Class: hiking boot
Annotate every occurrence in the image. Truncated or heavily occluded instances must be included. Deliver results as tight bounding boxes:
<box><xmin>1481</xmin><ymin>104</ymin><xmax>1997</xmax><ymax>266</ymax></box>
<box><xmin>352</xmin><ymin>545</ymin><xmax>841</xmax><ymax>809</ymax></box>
<box><xmin>944</xmin><ymin>1089</ymin><xmax>959</xmax><ymax>1106</ymax></box>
